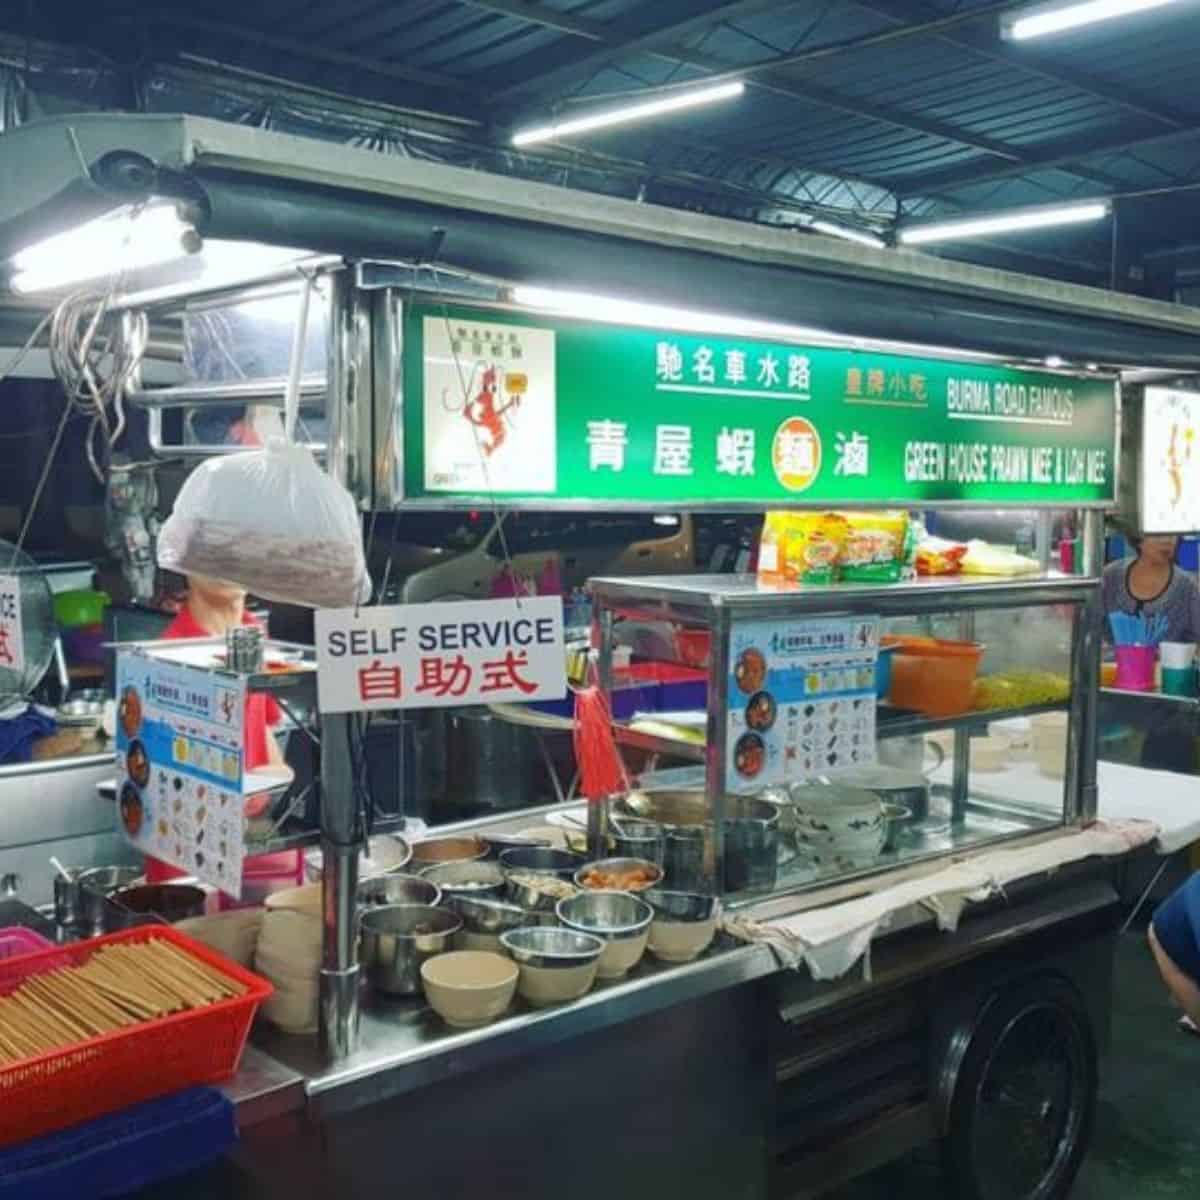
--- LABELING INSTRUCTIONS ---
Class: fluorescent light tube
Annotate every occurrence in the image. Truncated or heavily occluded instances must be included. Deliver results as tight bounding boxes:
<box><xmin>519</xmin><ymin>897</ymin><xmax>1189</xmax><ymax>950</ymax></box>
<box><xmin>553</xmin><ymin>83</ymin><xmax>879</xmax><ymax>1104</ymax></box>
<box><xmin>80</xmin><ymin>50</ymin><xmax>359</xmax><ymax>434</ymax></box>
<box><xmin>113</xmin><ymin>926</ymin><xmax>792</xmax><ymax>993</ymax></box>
<box><xmin>10</xmin><ymin>204</ymin><xmax>193</xmax><ymax>294</ymax></box>
<box><xmin>512</xmin><ymin>81</ymin><xmax>744</xmax><ymax>148</ymax></box>
<box><xmin>809</xmin><ymin>219</ymin><xmax>886</xmax><ymax>249</ymax></box>
<box><xmin>898</xmin><ymin>201</ymin><xmax>1109</xmax><ymax>245</ymax></box>
<box><xmin>1003</xmin><ymin>0</ymin><xmax>1181</xmax><ymax>40</ymax></box>
<box><xmin>510</xmin><ymin>284</ymin><xmax>833</xmax><ymax>342</ymax></box>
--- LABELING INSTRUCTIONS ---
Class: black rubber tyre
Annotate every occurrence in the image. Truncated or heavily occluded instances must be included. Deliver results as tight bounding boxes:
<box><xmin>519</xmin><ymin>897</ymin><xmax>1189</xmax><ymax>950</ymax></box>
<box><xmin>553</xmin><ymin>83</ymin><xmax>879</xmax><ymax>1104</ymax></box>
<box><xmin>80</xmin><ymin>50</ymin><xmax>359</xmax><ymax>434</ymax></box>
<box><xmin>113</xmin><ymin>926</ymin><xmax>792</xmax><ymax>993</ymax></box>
<box><xmin>942</xmin><ymin>975</ymin><xmax>1098</xmax><ymax>1200</ymax></box>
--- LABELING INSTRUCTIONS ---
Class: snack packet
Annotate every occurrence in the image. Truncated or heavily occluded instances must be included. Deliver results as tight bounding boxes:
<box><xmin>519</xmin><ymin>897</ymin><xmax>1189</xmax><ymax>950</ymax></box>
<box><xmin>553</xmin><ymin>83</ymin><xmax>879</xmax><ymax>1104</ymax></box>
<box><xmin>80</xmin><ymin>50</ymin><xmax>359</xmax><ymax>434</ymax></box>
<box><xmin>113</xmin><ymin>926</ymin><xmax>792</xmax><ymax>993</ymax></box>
<box><xmin>839</xmin><ymin>511</ymin><xmax>910</xmax><ymax>583</ymax></box>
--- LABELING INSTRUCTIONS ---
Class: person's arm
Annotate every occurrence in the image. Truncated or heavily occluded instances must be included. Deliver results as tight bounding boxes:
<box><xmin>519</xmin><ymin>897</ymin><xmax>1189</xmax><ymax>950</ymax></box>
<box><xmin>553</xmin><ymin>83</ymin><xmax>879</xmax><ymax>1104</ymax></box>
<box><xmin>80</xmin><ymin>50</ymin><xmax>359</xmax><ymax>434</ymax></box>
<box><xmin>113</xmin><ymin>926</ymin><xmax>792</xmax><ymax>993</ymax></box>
<box><xmin>264</xmin><ymin>695</ymin><xmax>288</xmax><ymax>769</ymax></box>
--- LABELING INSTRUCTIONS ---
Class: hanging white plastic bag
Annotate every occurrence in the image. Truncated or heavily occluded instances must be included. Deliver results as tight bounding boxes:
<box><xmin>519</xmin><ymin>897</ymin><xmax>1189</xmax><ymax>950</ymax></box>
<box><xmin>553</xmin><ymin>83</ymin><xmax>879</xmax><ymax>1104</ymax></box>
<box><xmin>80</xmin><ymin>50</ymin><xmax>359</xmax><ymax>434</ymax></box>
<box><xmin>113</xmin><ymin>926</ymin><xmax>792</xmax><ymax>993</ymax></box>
<box><xmin>157</xmin><ymin>280</ymin><xmax>371</xmax><ymax>609</ymax></box>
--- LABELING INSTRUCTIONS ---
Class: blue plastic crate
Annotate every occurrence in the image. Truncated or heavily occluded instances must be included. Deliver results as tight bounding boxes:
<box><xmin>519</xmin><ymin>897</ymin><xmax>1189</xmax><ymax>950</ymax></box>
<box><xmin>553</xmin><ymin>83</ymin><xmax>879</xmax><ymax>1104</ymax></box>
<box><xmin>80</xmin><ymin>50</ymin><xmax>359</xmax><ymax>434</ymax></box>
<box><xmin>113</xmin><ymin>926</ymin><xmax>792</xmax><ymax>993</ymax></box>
<box><xmin>0</xmin><ymin>1087</ymin><xmax>235</xmax><ymax>1200</ymax></box>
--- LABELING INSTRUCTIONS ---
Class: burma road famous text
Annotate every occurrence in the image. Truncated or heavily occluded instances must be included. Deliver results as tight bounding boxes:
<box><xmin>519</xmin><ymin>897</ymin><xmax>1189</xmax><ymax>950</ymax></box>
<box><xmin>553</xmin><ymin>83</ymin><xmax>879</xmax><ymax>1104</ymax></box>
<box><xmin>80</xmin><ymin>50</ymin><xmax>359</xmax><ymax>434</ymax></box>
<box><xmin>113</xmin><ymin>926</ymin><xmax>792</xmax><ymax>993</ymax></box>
<box><xmin>404</xmin><ymin>303</ymin><xmax>1116</xmax><ymax>507</ymax></box>
<box><xmin>314</xmin><ymin>596</ymin><xmax>566</xmax><ymax>715</ymax></box>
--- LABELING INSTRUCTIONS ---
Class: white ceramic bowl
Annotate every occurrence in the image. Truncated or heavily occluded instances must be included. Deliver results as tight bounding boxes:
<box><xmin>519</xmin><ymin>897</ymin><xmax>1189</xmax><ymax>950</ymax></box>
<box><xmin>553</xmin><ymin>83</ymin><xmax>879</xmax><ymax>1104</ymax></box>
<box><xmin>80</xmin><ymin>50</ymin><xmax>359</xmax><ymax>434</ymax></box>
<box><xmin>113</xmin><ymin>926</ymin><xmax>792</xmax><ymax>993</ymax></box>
<box><xmin>789</xmin><ymin>782</ymin><xmax>885</xmax><ymax>868</ymax></box>
<box><xmin>420</xmin><ymin>950</ymin><xmax>518</xmax><ymax>1028</ymax></box>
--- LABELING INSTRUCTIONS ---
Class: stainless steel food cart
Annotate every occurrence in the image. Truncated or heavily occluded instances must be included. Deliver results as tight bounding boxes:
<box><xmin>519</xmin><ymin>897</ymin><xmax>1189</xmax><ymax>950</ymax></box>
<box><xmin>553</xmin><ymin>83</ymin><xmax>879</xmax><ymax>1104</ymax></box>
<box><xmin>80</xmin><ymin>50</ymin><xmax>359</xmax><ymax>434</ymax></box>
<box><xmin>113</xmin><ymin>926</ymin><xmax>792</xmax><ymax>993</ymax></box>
<box><xmin>0</xmin><ymin>113</ymin><xmax>1189</xmax><ymax>1200</ymax></box>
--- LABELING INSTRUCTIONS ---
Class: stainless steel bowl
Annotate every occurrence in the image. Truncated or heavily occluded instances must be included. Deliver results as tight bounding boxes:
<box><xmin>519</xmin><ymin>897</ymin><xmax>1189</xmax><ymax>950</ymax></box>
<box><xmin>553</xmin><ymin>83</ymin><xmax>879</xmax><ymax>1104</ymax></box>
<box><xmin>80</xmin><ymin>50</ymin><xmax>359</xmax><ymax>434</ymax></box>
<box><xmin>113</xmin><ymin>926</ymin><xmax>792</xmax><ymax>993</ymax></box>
<box><xmin>444</xmin><ymin>893</ymin><xmax>529</xmax><ymax>936</ymax></box>
<box><xmin>482</xmin><ymin>832</ymin><xmax>552</xmax><ymax>857</ymax></box>
<box><xmin>410</xmin><ymin>835</ymin><xmax>490</xmax><ymax>869</ymax></box>
<box><xmin>610</xmin><ymin>819</ymin><xmax>665</xmax><ymax>866</ymax></box>
<box><xmin>357</xmin><ymin>873</ymin><xmax>441</xmax><ymax>910</ymax></box>
<box><xmin>360</xmin><ymin>905</ymin><xmax>462</xmax><ymax>996</ymax></box>
<box><xmin>500</xmin><ymin>926</ymin><xmax>606</xmax><ymax>970</ymax></box>
<box><xmin>641</xmin><ymin>889</ymin><xmax>720</xmax><ymax>923</ymax></box>
<box><xmin>880</xmin><ymin>802</ymin><xmax>914</xmax><ymax>854</ymax></box>
<box><xmin>500</xmin><ymin>847</ymin><xmax>584</xmax><ymax>912</ymax></box>
<box><xmin>573</xmin><ymin>857</ymin><xmax>664</xmax><ymax>893</ymax></box>
<box><xmin>305</xmin><ymin>834</ymin><xmax>413</xmax><ymax>882</ymax></box>
<box><xmin>556</xmin><ymin>890</ymin><xmax>653</xmax><ymax>942</ymax></box>
<box><xmin>420</xmin><ymin>860</ymin><xmax>506</xmax><ymax>899</ymax></box>
<box><xmin>497</xmin><ymin>847</ymin><xmax>582</xmax><ymax>875</ymax></box>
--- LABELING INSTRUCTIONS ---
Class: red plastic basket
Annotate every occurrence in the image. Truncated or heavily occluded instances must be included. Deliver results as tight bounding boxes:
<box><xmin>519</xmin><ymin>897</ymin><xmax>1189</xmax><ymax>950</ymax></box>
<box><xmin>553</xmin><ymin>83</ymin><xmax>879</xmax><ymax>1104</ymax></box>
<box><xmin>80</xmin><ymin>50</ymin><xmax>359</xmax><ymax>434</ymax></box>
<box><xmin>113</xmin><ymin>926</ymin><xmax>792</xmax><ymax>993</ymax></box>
<box><xmin>0</xmin><ymin>925</ymin><xmax>272</xmax><ymax>1148</ymax></box>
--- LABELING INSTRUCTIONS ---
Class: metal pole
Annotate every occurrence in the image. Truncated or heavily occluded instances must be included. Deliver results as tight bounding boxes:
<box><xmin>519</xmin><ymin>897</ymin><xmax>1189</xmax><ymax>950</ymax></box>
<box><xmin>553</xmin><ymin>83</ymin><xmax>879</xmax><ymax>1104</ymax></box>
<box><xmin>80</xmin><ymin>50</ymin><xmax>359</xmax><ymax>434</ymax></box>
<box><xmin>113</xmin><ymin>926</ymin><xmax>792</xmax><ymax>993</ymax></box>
<box><xmin>319</xmin><ymin>713</ymin><xmax>360</xmax><ymax>1061</ymax></box>
<box><xmin>1067</xmin><ymin>509</ymin><xmax>1103</xmax><ymax>826</ymax></box>
<box><xmin>318</xmin><ymin>268</ymin><xmax>368</xmax><ymax>1061</ymax></box>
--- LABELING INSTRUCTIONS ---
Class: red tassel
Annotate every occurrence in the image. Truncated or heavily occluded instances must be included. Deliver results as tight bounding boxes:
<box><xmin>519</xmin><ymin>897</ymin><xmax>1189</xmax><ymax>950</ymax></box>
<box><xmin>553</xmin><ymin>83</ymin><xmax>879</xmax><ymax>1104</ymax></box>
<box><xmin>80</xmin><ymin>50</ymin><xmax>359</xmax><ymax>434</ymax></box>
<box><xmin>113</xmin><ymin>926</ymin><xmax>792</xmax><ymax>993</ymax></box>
<box><xmin>573</xmin><ymin>686</ymin><xmax>625</xmax><ymax>802</ymax></box>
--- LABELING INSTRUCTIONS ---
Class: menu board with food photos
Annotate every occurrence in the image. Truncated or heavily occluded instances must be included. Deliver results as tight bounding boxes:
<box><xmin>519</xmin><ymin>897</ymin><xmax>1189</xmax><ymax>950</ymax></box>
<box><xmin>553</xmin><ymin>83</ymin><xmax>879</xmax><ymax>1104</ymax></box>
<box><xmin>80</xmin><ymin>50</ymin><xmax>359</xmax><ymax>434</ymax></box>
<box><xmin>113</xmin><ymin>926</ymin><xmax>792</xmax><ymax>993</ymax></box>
<box><xmin>726</xmin><ymin>616</ymin><xmax>879</xmax><ymax>794</ymax></box>
<box><xmin>115</xmin><ymin>650</ymin><xmax>247</xmax><ymax>897</ymax></box>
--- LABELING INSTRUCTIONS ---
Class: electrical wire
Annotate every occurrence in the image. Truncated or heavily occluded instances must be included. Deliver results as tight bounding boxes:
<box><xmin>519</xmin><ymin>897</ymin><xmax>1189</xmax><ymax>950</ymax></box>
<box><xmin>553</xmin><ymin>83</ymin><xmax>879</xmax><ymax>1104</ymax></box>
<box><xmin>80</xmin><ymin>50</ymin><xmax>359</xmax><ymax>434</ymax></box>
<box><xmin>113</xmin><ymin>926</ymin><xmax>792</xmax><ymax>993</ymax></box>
<box><xmin>48</xmin><ymin>289</ymin><xmax>148</xmax><ymax>483</ymax></box>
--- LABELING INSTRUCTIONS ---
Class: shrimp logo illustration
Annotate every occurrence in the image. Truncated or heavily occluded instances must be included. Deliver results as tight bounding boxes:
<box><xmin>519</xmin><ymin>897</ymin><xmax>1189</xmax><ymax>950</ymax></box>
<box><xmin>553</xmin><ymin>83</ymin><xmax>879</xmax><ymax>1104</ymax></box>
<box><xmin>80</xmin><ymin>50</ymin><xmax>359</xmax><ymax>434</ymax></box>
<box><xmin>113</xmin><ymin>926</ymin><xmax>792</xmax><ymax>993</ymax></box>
<box><xmin>448</xmin><ymin>363</ymin><xmax>526</xmax><ymax>458</ymax></box>
<box><xmin>1165</xmin><ymin>419</ymin><xmax>1194</xmax><ymax>509</ymax></box>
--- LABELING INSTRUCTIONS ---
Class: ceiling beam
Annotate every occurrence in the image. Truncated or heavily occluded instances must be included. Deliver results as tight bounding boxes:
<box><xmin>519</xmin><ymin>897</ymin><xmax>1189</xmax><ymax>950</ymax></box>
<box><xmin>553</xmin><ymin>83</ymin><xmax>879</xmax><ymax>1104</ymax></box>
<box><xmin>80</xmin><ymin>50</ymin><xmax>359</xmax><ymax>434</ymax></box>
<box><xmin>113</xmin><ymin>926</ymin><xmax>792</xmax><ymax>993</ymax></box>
<box><xmin>471</xmin><ymin>0</ymin><xmax>802</xmax><ymax>100</ymax></box>
<box><xmin>852</xmin><ymin>0</ymin><xmax>1195</xmax><ymax>133</ymax></box>
<box><xmin>896</xmin><ymin>125</ymin><xmax>1200</xmax><ymax>196</ymax></box>
<box><xmin>154</xmin><ymin>14</ymin><xmax>476</xmax><ymax>96</ymax></box>
<box><xmin>486</xmin><ymin>0</ymin><xmax>1021</xmax><ymax>102</ymax></box>
<box><xmin>464</xmin><ymin>0</ymin><xmax>1132</xmax><ymax>193</ymax></box>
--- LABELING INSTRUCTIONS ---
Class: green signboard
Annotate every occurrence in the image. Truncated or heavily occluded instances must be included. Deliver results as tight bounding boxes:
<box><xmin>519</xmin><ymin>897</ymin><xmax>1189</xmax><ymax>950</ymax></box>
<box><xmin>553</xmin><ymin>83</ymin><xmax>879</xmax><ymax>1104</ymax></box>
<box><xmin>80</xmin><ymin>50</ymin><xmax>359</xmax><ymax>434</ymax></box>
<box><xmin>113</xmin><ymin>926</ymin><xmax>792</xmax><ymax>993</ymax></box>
<box><xmin>402</xmin><ymin>302</ymin><xmax>1116</xmax><ymax>507</ymax></box>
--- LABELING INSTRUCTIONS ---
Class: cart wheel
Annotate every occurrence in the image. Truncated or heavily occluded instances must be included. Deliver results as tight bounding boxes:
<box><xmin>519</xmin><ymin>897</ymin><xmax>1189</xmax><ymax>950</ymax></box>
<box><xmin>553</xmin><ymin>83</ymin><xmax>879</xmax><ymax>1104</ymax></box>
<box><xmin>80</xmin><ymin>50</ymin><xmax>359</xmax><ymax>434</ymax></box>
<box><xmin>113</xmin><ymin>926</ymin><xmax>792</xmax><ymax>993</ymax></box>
<box><xmin>943</xmin><ymin>976</ymin><xmax>1097</xmax><ymax>1200</ymax></box>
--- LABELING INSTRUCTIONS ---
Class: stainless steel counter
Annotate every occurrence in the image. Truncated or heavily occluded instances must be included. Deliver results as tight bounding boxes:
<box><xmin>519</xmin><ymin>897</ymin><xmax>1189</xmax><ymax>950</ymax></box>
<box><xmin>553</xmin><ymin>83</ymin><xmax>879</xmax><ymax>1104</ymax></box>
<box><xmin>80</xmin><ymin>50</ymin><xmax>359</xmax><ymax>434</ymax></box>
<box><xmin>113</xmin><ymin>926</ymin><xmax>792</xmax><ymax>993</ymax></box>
<box><xmin>247</xmin><ymin>936</ymin><xmax>774</xmax><ymax>1122</ymax></box>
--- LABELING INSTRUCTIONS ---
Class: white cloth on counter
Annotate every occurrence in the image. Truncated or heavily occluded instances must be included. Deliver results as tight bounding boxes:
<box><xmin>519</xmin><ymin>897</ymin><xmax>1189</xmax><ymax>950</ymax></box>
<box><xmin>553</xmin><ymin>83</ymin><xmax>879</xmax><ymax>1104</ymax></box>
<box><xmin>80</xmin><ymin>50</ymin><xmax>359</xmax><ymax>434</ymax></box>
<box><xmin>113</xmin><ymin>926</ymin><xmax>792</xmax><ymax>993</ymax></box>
<box><xmin>1096</xmin><ymin>760</ymin><xmax>1200</xmax><ymax>854</ymax></box>
<box><xmin>723</xmin><ymin>818</ymin><xmax>1157</xmax><ymax>982</ymax></box>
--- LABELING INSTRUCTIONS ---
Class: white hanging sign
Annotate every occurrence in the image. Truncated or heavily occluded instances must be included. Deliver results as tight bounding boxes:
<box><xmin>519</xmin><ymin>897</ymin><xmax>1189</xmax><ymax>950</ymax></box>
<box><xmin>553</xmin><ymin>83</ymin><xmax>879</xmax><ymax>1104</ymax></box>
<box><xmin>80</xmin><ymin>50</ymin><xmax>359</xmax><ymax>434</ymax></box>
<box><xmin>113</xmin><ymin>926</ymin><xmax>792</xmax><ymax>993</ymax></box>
<box><xmin>314</xmin><ymin>596</ymin><xmax>567</xmax><ymax>714</ymax></box>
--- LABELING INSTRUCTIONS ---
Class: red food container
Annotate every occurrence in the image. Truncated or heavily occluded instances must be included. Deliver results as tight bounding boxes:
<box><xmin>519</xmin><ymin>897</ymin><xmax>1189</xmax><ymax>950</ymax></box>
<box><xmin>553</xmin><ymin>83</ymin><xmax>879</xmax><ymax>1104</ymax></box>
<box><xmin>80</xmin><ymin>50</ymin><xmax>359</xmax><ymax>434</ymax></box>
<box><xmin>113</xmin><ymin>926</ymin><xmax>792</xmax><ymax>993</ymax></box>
<box><xmin>0</xmin><ymin>926</ymin><xmax>272</xmax><ymax>1148</ymax></box>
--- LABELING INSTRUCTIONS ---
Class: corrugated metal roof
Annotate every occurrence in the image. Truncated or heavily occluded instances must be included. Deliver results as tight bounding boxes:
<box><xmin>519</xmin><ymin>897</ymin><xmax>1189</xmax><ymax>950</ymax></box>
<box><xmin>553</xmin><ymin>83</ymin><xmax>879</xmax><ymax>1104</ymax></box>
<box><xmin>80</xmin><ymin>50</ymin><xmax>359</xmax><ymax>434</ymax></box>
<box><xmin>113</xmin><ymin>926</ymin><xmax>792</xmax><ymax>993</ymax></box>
<box><xmin>3</xmin><ymin>0</ymin><xmax>1200</xmax><ymax>286</ymax></box>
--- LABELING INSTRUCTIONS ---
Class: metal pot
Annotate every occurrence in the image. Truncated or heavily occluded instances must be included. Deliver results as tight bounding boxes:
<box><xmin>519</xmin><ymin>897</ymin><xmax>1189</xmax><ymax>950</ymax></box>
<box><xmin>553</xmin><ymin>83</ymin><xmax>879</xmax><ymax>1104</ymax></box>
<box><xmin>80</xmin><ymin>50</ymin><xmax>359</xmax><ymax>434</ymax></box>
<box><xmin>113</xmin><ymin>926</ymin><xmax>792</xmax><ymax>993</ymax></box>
<box><xmin>441</xmin><ymin>706</ymin><xmax>539</xmax><ymax>816</ymax></box>
<box><xmin>619</xmin><ymin>791</ymin><xmax>780</xmax><ymax>895</ymax></box>
<box><xmin>360</xmin><ymin>905</ymin><xmax>461</xmax><ymax>996</ymax></box>
<box><xmin>877</xmin><ymin>735</ymin><xmax>945</xmax><ymax>779</ymax></box>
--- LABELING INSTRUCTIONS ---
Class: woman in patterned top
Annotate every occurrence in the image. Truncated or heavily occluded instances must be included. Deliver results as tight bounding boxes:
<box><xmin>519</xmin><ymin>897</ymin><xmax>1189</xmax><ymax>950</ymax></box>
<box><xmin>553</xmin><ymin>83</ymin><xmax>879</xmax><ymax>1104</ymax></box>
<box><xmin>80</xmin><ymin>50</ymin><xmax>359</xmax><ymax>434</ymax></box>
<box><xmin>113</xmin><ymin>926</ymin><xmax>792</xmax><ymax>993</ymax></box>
<box><xmin>1102</xmin><ymin>533</ymin><xmax>1200</xmax><ymax>643</ymax></box>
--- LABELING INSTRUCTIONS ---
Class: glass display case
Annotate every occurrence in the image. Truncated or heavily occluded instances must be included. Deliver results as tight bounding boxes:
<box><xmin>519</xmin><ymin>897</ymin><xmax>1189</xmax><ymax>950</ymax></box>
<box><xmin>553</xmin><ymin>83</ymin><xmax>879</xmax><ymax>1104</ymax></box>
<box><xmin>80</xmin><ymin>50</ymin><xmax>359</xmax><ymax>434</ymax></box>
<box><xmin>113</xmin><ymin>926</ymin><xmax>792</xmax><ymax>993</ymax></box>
<box><xmin>591</xmin><ymin>572</ymin><xmax>1100</xmax><ymax>906</ymax></box>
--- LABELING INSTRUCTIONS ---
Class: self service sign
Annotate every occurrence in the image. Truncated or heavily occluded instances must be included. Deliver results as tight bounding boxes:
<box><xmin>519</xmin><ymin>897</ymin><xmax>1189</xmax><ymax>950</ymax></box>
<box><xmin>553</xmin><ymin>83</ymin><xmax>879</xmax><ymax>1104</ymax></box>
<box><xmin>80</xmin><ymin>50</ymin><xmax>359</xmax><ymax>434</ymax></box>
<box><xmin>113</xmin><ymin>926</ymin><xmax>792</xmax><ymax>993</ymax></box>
<box><xmin>403</xmin><ymin>302</ymin><xmax>1117</xmax><ymax>508</ymax></box>
<box><xmin>314</xmin><ymin>597</ymin><xmax>567</xmax><ymax>714</ymax></box>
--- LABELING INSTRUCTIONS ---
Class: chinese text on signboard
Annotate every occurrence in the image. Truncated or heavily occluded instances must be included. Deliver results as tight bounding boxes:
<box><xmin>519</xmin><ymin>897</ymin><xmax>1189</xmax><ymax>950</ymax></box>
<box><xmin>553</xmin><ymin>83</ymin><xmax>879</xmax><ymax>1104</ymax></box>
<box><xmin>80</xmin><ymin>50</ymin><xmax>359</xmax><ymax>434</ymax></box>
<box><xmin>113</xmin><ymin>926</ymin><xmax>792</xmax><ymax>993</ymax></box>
<box><xmin>314</xmin><ymin>597</ymin><xmax>567</xmax><ymax>714</ymax></box>
<box><xmin>403</xmin><ymin>304</ymin><xmax>1116</xmax><ymax>507</ymax></box>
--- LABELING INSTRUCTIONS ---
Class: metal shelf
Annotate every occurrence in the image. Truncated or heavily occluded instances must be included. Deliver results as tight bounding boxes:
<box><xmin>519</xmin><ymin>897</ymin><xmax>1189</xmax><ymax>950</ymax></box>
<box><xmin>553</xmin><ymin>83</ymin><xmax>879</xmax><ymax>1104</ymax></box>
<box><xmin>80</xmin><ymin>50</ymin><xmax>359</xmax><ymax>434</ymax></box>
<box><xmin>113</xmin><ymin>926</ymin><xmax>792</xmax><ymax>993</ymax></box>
<box><xmin>1100</xmin><ymin>686</ymin><xmax>1200</xmax><ymax>710</ymax></box>
<box><xmin>878</xmin><ymin>700</ymin><xmax>1069</xmax><ymax>738</ymax></box>
<box><xmin>591</xmin><ymin>571</ymin><xmax>1098</xmax><ymax>621</ymax></box>
<box><xmin>614</xmin><ymin>725</ymin><xmax>706</xmax><ymax>763</ymax></box>
<box><xmin>612</xmin><ymin>699</ymin><xmax>1069</xmax><ymax>761</ymax></box>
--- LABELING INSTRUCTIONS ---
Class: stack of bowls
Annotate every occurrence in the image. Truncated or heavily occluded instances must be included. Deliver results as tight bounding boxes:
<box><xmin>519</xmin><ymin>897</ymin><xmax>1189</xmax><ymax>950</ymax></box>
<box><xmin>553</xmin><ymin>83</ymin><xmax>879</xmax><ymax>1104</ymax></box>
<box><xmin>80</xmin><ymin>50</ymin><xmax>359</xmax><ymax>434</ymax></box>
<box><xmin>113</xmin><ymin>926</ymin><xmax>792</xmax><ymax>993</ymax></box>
<box><xmin>789</xmin><ymin>781</ymin><xmax>886</xmax><ymax>870</ymax></box>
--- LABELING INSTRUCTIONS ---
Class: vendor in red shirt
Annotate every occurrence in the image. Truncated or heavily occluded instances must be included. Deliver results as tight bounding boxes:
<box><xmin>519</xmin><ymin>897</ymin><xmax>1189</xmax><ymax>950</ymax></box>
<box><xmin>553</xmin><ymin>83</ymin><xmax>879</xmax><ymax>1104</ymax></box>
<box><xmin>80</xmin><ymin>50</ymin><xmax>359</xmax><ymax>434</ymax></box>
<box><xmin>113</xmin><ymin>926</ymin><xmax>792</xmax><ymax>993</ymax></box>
<box><xmin>162</xmin><ymin>573</ymin><xmax>286</xmax><ymax>772</ymax></box>
<box><xmin>147</xmin><ymin>573</ymin><xmax>290</xmax><ymax>883</ymax></box>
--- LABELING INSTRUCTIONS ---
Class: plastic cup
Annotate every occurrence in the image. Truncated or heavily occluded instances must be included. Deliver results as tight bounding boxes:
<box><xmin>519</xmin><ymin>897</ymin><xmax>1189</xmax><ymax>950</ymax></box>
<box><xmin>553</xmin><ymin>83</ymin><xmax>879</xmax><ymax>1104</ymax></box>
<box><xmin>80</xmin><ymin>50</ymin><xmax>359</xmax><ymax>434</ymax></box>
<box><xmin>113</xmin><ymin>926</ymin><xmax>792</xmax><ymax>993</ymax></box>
<box><xmin>1162</xmin><ymin>666</ymin><xmax>1197</xmax><ymax>698</ymax></box>
<box><xmin>1113</xmin><ymin>645</ymin><xmax>1158</xmax><ymax>692</ymax></box>
<box><xmin>1161</xmin><ymin>642</ymin><xmax>1196</xmax><ymax>670</ymax></box>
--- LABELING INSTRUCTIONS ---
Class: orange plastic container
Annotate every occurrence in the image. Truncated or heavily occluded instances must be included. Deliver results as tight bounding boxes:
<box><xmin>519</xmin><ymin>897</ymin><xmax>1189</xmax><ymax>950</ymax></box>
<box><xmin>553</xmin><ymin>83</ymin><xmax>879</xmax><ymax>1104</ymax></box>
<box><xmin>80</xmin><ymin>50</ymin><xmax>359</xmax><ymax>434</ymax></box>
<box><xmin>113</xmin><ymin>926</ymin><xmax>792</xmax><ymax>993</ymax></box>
<box><xmin>0</xmin><ymin>925</ymin><xmax>271</xmax><ymax>1148</ymax></box>
<box><xmin>885</xmin><ymin>635</ymin><xmax>984</xmax><ymax>717</ymax></box>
